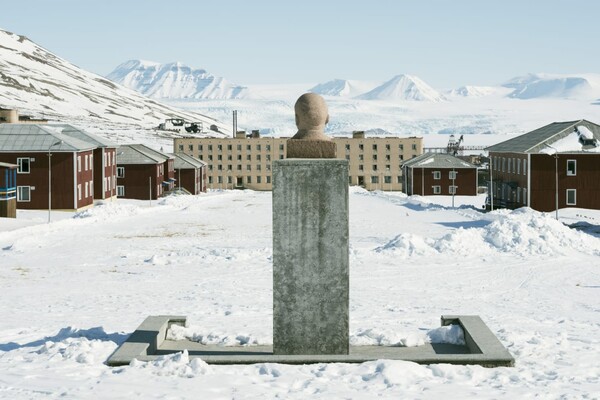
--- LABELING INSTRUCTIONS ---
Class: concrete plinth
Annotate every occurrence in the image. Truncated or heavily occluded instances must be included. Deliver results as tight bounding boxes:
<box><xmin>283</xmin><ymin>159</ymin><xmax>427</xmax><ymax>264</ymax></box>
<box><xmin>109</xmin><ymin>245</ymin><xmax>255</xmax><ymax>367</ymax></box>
<box><xmin>272</xmin><ymin>159</ymin><xmax>349</xmax><ymax>355</ymax></box>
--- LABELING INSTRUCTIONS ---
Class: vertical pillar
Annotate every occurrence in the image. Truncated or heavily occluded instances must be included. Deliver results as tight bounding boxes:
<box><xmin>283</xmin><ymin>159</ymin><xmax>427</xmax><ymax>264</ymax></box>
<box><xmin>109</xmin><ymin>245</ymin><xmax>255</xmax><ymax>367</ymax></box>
<box><xmin>272</xmin><ymin>159</ymin><xmax>349</xmax><ymax>355</ymax></box>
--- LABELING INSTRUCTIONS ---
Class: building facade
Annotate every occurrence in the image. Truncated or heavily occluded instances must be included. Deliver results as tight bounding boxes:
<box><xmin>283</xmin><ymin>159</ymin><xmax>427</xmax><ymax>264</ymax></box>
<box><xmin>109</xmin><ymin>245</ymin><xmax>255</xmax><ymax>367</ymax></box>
<box><xmin>173</xmin><ymin>131</ymin><xmax>423</xmax><ymax>191</ymax></box>
<box><xmin>0</xmin><ymin>124</ymin><xmax>115</xmax><ymax>211</ymax></box>
<box><xmin>487</xmin><ymin>120</ymin><xmax>600</xmax><ymax>211</ymax></box>
<box><xmin>116</xmin><ymin>144</ymin><xmax>175</xmax><ymax>200</ymax></box>
<box><xmin>171</xmin><ymin>153</ymin><xmax>207</xmax><ymax>194</ymax></box>
<box><xmin>402</xmin><ymin>153</ymin><xmax>479</xmax><ymax>196</ymax></box>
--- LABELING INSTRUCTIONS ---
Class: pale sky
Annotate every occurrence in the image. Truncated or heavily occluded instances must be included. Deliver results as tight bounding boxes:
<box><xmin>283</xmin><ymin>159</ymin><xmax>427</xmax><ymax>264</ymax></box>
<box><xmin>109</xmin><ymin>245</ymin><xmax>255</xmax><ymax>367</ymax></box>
<box><xmin>1</xmin><ymin>0</ymin><xmax>599</xmax><ymax>88</ymax></box>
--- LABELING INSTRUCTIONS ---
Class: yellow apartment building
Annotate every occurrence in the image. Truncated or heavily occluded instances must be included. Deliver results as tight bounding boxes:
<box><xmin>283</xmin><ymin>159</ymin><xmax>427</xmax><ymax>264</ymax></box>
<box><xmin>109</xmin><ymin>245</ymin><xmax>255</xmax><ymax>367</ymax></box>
<box><xmin>174</xmin><ymin>131</ymin><xmax>423</xmax><ymax>191</ymax></box>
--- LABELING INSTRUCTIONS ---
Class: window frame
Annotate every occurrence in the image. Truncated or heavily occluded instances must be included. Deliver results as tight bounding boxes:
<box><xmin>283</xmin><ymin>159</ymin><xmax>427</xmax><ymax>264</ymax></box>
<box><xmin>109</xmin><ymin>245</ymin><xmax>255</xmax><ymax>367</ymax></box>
<box><xmin>566</xmin><ymin>189</ymin><xmax>576</xmax><ymax>205</ymax></box>
<box><xmin>17</xmin><ymin>157</ymin><xmax>30</xmax><ymax>174</ymax></box>
<box><xmin>433</xmin><ymin>171</ymin><xmax>441</xmax><ymax>180</ymax></box>
<box><xmin>566</xmin><ymin>160</ymin><xmax>576</xmax><ymax>176</ymax></box>
<box><xmin>17</xmin><ymin>186</ymin><xmax>31</xmax><ymax>202</ymax></box>
<box><xmin>116</xmin><ymin>167</ymin><xmax>125</xmax><ymax>178</ymax></box>
<box><xmin>432</xmin><ymin>185</ymin><xmax>441</xmax><ymax>194</ymax></box>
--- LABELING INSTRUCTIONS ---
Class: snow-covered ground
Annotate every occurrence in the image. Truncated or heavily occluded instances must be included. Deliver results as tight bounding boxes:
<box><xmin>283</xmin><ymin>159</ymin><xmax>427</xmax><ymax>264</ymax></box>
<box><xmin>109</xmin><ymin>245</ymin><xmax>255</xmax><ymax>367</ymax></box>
<box><xmin>1</xmin><ymin>189</ymin><xmax>599</xmax><ymax>399</ymax></box>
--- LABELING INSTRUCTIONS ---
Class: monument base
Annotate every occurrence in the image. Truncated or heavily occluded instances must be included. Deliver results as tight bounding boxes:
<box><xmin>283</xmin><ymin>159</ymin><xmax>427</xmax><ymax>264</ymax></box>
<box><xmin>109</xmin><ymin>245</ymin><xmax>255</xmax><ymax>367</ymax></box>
<box><xmin>107</xmin><ymin>315</ymin><xmax>514</xmax><ymax>367</ymax></box>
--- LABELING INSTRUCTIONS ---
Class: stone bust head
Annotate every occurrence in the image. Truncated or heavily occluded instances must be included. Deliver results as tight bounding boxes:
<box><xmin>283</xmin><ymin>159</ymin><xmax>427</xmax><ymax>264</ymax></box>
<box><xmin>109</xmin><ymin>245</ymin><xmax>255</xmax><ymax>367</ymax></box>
<box><xmin>292</xmin><ymin>93</ymin><xmax>330</xmax><ymax>141</ymax></box>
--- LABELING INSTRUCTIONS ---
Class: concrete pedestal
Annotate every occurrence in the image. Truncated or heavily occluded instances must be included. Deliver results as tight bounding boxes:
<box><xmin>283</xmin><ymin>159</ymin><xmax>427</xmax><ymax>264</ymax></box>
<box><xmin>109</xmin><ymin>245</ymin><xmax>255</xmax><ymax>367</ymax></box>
<box><xmin>272</xmin><ymin>159</ymin><xmax>349</xmax><ymax>355</ymax></box>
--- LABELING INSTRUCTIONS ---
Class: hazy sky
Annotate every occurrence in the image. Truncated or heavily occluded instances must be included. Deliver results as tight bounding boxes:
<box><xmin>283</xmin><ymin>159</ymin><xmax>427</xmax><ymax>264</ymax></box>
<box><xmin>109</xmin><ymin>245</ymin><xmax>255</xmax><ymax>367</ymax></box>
<box><xmin>2</xmin><ymin>0</ymin><xmax>599</xmax><ymax>88</ymax></box>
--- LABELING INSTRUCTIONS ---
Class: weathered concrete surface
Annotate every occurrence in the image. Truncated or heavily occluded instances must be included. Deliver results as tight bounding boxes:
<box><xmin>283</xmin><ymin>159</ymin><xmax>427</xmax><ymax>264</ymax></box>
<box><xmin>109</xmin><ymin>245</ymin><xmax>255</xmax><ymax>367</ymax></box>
<box><xmin>272</xmin><ymin>159</ymin><xmax>349</xmax><ymax>355</ymax></box>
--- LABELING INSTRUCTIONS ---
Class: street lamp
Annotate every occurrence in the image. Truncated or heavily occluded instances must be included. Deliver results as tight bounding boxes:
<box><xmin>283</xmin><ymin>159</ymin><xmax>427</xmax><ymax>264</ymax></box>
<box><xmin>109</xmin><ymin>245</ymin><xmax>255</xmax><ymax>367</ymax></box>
<box><xmin>48</xmin><ymin>140</ymin><xmax>63</xmax><ymax>223</ymax></box>
<box><xmin>543</xmin><ymin>144</ymin><xmax>559</xmax><ymax>220</ymax></box>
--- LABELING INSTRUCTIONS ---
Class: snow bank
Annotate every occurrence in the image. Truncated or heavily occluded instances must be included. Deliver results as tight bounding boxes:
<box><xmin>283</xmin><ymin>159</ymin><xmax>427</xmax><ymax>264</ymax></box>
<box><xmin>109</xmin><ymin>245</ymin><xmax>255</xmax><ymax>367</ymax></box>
<box><xmin>129</xmin><ymin>350</ymin><xmax>212</xmax><ymax>377</ymax></box>
<box><xmin>377</xmin><ymin>208</ymin><xmax>600</xmax><ymax>258</ymax></box>
<box><xmin>351</xmin><ymin>324</ymin><xmax>464</xmax><ymax>347</ymax></box>
<box><xmin>167</xmin><ymin>324</ymin><xmax>269</xmax><ymax>346</ymax></box>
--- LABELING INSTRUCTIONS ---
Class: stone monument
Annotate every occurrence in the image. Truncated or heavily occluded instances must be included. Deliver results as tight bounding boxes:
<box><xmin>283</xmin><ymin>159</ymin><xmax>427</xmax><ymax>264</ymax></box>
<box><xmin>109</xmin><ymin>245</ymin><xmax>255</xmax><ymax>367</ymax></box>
<box><xmin>107</xmin><ymin>94</ymin><xmax>514</xmax><ymax>368</ymax></box>
<box><xmin>272</xmin><ymin>93</ymin><xmax>349</xmax><ymax>355</ymax></box>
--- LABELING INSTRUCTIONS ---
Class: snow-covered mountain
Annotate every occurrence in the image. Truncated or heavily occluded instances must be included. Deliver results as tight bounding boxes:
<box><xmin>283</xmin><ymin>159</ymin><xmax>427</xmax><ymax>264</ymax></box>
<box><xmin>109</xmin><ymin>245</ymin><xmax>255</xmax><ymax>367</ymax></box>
<box><xmin>503</xmin><ymin>73</ymin><xmax>600</xmax><ymax>100</ymax></box>
<box><xmin>309</xmin><ymin>79</ymin><xmax>378</xmax><ymax>97</ymax></box>
<box><xmin>0</xmin><ymin>29</ymin><xmax>230</xmax><ymax>133</ymax></box>
<box><xmin>107</xmin><ymin>60</ymin><xmax>249</xmax><ymax>100</ymax></box>
<box><xmin>357</xmin><ymin>74</ymin><xmax>445</xmax><ymax>102</ymax></box>
<box><xmin>447</xmin><ymin>85</ymin><xmax>506</xmax><ymax>98</ymax></box>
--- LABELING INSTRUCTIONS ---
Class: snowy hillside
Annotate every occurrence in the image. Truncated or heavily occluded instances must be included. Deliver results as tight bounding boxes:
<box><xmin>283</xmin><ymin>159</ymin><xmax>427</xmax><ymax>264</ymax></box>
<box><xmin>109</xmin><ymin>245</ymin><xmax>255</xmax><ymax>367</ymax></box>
<box><xmin>357</xmin><ymin>74</ymin><xmax>446</xmax><ymax>102</ymax></box>
<box><xmin>0</xmin><ymin>29</ymin><xmax>230</xmax><ymax>133</ymax></box>
<box><xmin>447</xmin><ymin>85</ymin><xmax>508</xmax><ymax>98</ymax></box>
<box><xmin>107</xmin><ymin>60</ymin><xmax>249</xmax><ymax>100</ymax></box>
<box><xmin>503</xmin><ymin>73</ymin><xmax>600</xmax><ymax>99</ymax></box>
<box><xmin>1</xmin><ymin>189</ymin><xmax>599</xmax><ymax>398</ymax></box>
<box><xmin>309</xmin><ymin>79</ymin><xmax>378</xmax><ymax>97</ymax></box>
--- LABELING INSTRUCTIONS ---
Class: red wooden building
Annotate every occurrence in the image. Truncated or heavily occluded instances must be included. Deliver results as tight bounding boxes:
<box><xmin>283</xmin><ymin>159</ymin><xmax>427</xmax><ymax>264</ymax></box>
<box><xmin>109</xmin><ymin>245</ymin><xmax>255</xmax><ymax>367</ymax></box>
<box><xmin>487</xmin><ymin>120</ymin><xmax>600</xmax><ymax>211</ymax></box>
<box><xmin>402</xmin><ymin>153</ymin><xmax>478</xmax><ymax>196</ymax></box>
<box><xmin>0</xmin><ymin>124</ymin><xmax>116</xmax><ymax>211</ymax></box>
<box><xmin>171</xmin><ymin>152</ymin><xmax>207</xmax><ymax>194</ymax></box>
<box><xmin>116</xmin><ymin>144</ymin><xmax>175</xmax><ymax>200</ymax></box>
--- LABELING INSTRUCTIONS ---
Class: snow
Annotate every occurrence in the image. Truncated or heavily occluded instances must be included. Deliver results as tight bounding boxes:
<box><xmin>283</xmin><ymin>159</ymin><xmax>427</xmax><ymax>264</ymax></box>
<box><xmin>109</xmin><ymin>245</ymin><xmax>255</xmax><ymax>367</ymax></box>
<box><xmin>1</xmin><ymin>189</ymin><xmax>599</xmax><ymax>398</ymax></box>
<box><xmin>539</xmin><ymin>130</ymin><xmax>600</xmax><ymax>154</ymax></box>
<box><xmin>357</xmin><ymin>74</ymin><xmax>446</xmax><ymax>102</ymax></box>
<box><xmin>578</xmin><ymin>125</ymin><xmax>594</xmax><ymax>140</ymax></box>
<box><xmin>106</xmin><ymin>60</ymin><xmax>250</xmax><ymax>100</ymax></box>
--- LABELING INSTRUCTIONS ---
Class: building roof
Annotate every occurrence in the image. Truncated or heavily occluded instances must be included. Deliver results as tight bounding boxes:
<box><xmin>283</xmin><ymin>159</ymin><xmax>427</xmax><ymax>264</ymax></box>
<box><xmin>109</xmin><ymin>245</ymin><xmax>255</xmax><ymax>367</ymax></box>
<box><xmin>402</xmin><ymin>152</ymin><xmax>477</xmax><ymax>169</ymax></box>
<box><xmin>486</xmin><ymin>120</ymin><xmax>600</xmax><ymax>153</ymax></box>
<box><xmin>171</xmin><ymin>152</ymin><xmax>207</xmax><ymax>169</ymax></box>
<box><xmin>43</xmin><ymin>124</ymin><xmax>117</xmax><ymax>148</ymax></box>
<box><xmin>117</xmin><ymin>144</ymin><xmax>173</xmax><ymax>165</ymax></box>
<box><xmin>0</xmin><ymin>124</ymin><xmax>104</xmax><ymax>152</ymax></box>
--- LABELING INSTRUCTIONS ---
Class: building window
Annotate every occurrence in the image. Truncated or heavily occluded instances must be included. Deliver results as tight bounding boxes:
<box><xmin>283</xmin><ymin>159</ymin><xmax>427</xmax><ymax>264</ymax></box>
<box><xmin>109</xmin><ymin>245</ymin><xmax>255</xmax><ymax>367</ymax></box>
<box><xmin>279</xmin><ymin>144</ymin><xmax>284</xmax><ymax>151</ymax></box>
<box><xmin>411</xmin><ymin>144</ymin><xmax>417</xmax><ymax>150</ymax></box>
<box><xmin>217</xmin><ymin>155</ymin><xmax>222</xmax><ymax>161</ymax></box>
<box><xmin>256</xmin><ymin>154</ymin><xmax>261</xmax><ymax>161</ymax></box>
<box><xmin>345</xmin><ymin>144</ymin><xmax>350</xmax><ymax>151</ymax></box>
<box><xmin>523</xmin><ymin>188</ymin><xmax>527</xmax><ymax>204</ymax></box>
<box><xmin>198</xmin><ymin>144</ymin><xmax>203</xmax><ymax>151</ymax></box>
<box><xmin>217</xmin><ymin>165</ymin><xmax>223</xmax><ymax>171</ymax></box>
<box><xmin>399</xmin><ymin>144</ymin><xmax>404</xmax><ymax>150</ymax></box>
<box><xmin>397</xmin><ymin>176</ymin><xmax>402</xmax><ymax>183</ymax></box>
<box><xmin>266</xmin><ymin>144</ymin><xmax>271</xmax><ymax>151</ymax></box>
<box><xmin>502</xmin><ymin>158</ymin><xmax>506</xmax><ymax>172</ymax></box>
<box><xmin>384</xmin><ymin>176</ymin><xmax>392</xmax><ymax>184</ymax></box>
<box><xmin>17</xmin><ymin>186</ymin><xmax>31</xmax><ymax>202</ymax></box>
<box><xmin>449</xmin><ymin>171</ymin><xmax>457</xmax><ymax>180</ymax></box>
<box><xmin>257</xmin><ymin>176</ymin><xmax>262</xmax><ymax>184</ymax></box>
<box><xmin>372</xmin><ymin>165</ymin><xmax>378</xmax><ymax>171</ymax></box>
<box><xmin>208</xmin><ymin>176</ymin><xmax>213</xmax><ymax>184</ymax></box>
<box><xmin>85</xmin><ymin>182</ymin><xmax>89</xmax><ymax>198</ymax></box>
<box><xmin>256</xmin><ymin>144</ymin><xmax>261</xmax><ymax>151</ymax></box>
<box><xmin>433</xmin><ymin>171</ymin><xmax>441</xmax><ymax>180</ymax></box>
<box><xmin>208</xmin><ymin>155</ymin><xmax>213</xmax><ymax>161</ymax></box>
<box><xmin>237</xmin><ymin>144</ymin><xmax>242</xmax><ymax>151</ymax></box>
<box><xmin>359</xmin><ymin>154</ymin><xmax>364</xmax><ymax>161</ymax></box>
<box><xmin>566</xmin><ymin>189</ymin><xmax>576</xmax><ymax>205</ymax></box>
<box><xmin>359</xmin><ymin>144</ymin><xmax>364</xmax><ymax>151</ymax></box>
<box><xmin>372</xmin><ymin>144</ymin><xmax>377</xmax><ymax>151</ymax></box>
<box><xmin>432</xmin><ymin>185</ymin><xmax>441</xmax><ymax>194</ymax></box>
<box><xmin>267</xmin><ymin>176</ymin><xmax>271</xmax><ymax>184</ymax></box>
<box><xmin>523</xmin><ymin>159</ymin><xmax>527</xmax><ymax>175</ymax></box>
<box><xmin>78</xmin><ymin>184</ymin><xmax>82</xmax><ymax>200</ymax></box>
<box><xmin>227</xmin><ymin>164</ymin><xmax>232</xmax><ymax>171</ymax></box>
<box><xmin>449</xmin><ymin>186</ymin><xmax>457</xmax><ymax>194</ymax></box>
<box><xmin>237</xmin><ymin>154</ymin><xmax>242</xmax><ymax>161</ymax></box>
<box><xmin>517</xmin><ymin>159</ymin><xmax>521</xmax><ymax>175</ymax></box>
<box><xmin>246</xmin><ymin>155</ymin><xmax>251</xmax><ymax>161</ymax></box>
<box><xmin>227</xmin><ymin>176</ymin><xmax>232</xmax><ymax>184</ymax></box>
<box><xmin>178</xmin><ymin>144</ymin><xmax>184</xmax><ymax>151</ymax></box>
<box><xmin>399</xmin><ymin>155</ymin><xmax>404</xmax><ymax>160</ymax></box>
<box><xmin>117</xmin><ymin>185</ymin><xmax>125</xmax><ymax>197</ymax></box>
<box><xmin>247</xmin><ymin>145</ymin><xmax>252</xmax><ymax>151</ymax></box>
<box><xmin>385</xmin><ymin>155</ymin><xmax>390</xmax><ymax>161</ymax></box>
<box><xmin>17</xmin><ymin>158</ymin><xmax>30</xmax><ymax>173</ymax></box>
<box><xmin>385</xmin><ymin>165</ymin><xmax>390</xmax><ymax>171</ymax></box>
<box><xmin>77</xmin><ymin>156</ymin><xmax>82</xmax><ymax>172</ymax></box>
<box><xmin>266</xmin><ymin>164</ymin><xmax>271</xmax><ymax>171</ymax></box>
<box><xmin>372</xmin><ymin>154</ymin><xmax>378</xmax><ymax>161</ymax></box>
<box><xmin>217</xmin><ymin>144</ymin><xmax>222</xmax><ymax>151</ymax></box>
<box><xmin>567</xmin><ymin>160</ymin><xmax>576</xmax><ymax>176</ymax></box>
<box><xmin>237</xmin><ymin>165</ymin><xmax>242</xmax><ymax>171</ymax></box>
<box><xmin>188</xmin><ymin>144</ymin><xmax>193</xmax><ymax>152</ymax></box>
<box><xmin>385</xmin><ymin>144</ymin><xmax>390</xmax><ymax>151</ymax></box>
<box><xmin>517</xmin><ymin>187</ymin><xmax>521</xmax><ymax>203</ymax></box>
<box><xmin>247</xmin><ymin>176</ymin><xmax>252</xmax><ymax>184</ymax></box>
<box><xmin>371</xmin><ymin>176</ymin><xmax>379</xmax><ymax>184</ymax></box>
<box><xmin>217</xmin><ymin>176</ymin><xmax>223</xmax><ymax>184</ymax></box>
<box><xmin>359</xmin><ymin>165</ymin><xmax>364</xmax><ymax>171</ymax></box>
<box><xmin>227</xmin><ymin>155</ymin><xmax>232</xmax><ymax>161</ymax></box>
<box><xmin>256</xmin><ymin>164</ymin><xmax>261</xmax><ymax>171</ymax></box>
<box><xmin>208</xmin><ymin>145</ymin><xmax>213</xmax><ymax>151</ymax></box>
<box><xmin>227</xmin><ymin>145</ymin><xmax>232</xmax><ymax>151</ymax></box>
<box><xmin>246</xmin><ymin>165</ymin><xmax>251</xmax><ymax>171</ymax></box>
<box><xmin>208</xmin><ymin>165</ymin><xmax>213</xmax><ymax>171</ymax></box>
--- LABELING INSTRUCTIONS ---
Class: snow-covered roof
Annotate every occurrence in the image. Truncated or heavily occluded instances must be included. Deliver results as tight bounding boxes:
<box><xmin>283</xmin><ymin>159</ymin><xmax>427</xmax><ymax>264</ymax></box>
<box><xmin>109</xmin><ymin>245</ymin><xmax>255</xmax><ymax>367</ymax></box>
<box><xmin>0</xmin><ymin>161</ymin><xmax>17</xmax><ymax>168</ymax></box>
<box><xmin>487</xmin><ymin>120</ymin><xmax>600</xmax><ymax>154</ymax></box>
<box><xmin>0</xmin><ymin>124</ymin><xmax>97</xmax><ymax>152</ymax></box>
<box><xmin>402</xmin><ymin>152</ymin><xmax>477</xmax><ymax>169</ymax></box>
<box><xmin>117</xmin><ymin>144</ymin><xmax>173</xmax><ymax>165</ymax></box>
<box><xmin>171</xmin><ymin>152</ymin><xmax>206</xmax><ymax>169</ymax></box>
